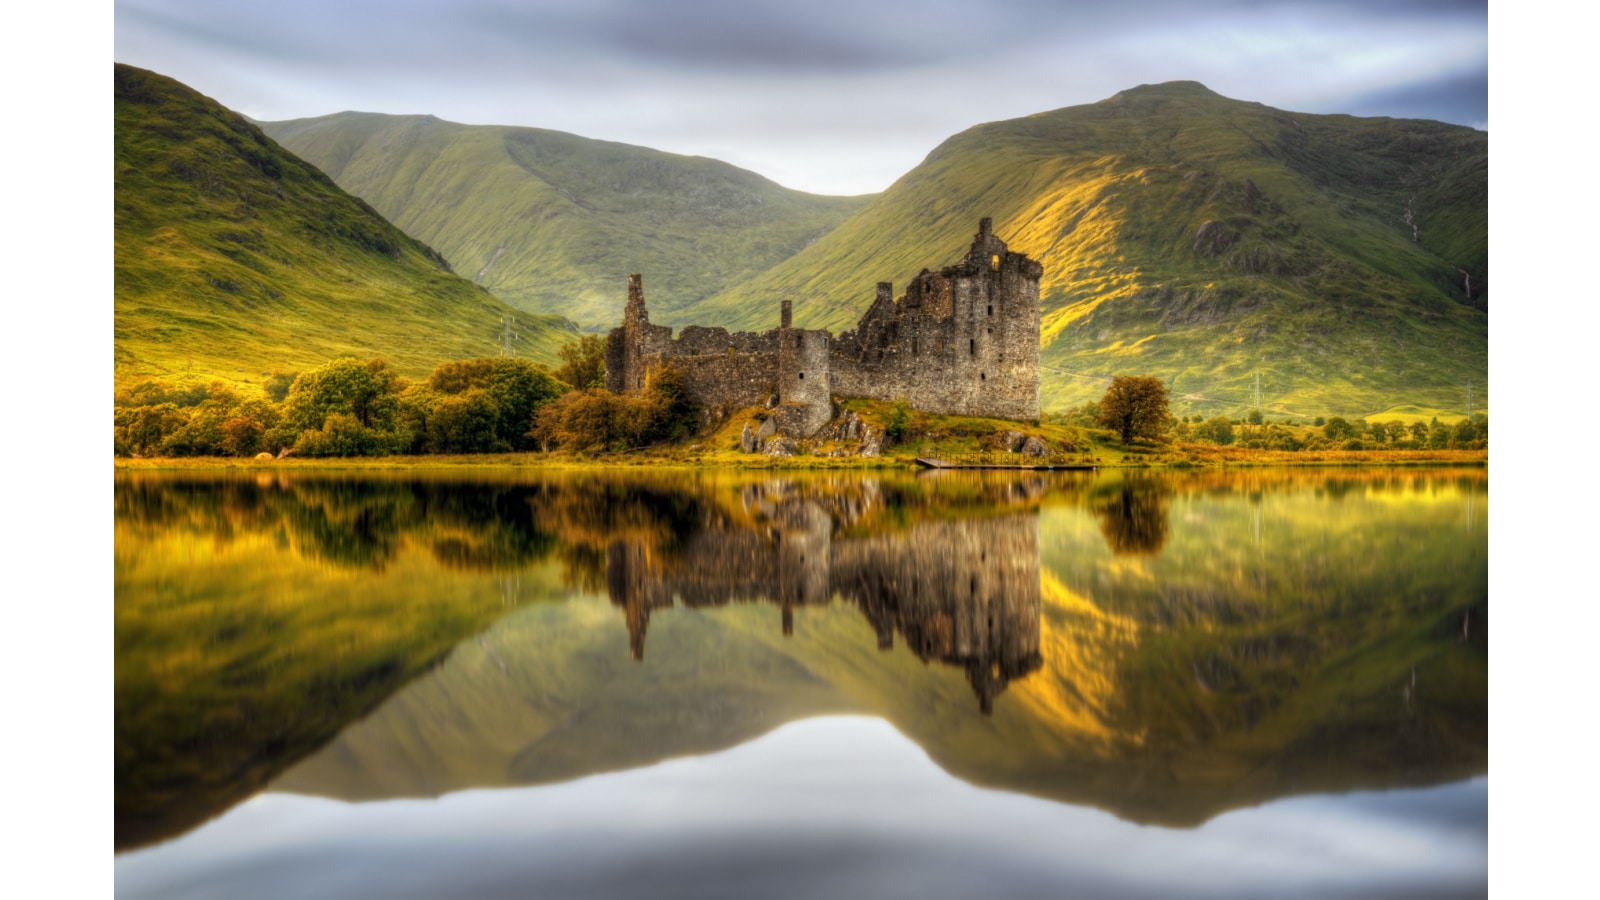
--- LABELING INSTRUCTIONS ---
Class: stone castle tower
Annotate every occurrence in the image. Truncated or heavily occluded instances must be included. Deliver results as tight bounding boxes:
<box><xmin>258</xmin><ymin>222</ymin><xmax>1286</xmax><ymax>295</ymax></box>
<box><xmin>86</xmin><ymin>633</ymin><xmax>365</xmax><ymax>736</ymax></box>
<box><xmin>604</xmin><ymin>218</ymin><xmax>1042</xmax><ymax>436</ymax></box>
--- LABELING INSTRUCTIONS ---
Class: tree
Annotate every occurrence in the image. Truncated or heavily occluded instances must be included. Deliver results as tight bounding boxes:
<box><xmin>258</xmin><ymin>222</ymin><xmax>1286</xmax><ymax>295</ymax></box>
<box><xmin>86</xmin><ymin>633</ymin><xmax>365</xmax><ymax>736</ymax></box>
<box><xmin>427</xmin><ymin>357</ymin><xmax>563</xmax><ymax>451</ymax></box>
<box><xmin>1094</xmin><ymin>376</ymin><xmax>1172</xmax><ymax>445</ymax></box>
<box><xmin>1195</xmin><ymin>416</ymin><xmax>1235</xmax><ymax>445</ymax></box>
<box><xmin>282</xmin><ymin>358</ymin><xmax>403</xmax><ymax>434</ymax></box>
<box><xmin>553</xmin><ymin>335</ymin><xmax>608</xmax><ymax>392</ymax></box>
<box><xmin>1322</xmin><ymin>416</ymin><xmax>1357</xmax><ymax>440</ymax></box>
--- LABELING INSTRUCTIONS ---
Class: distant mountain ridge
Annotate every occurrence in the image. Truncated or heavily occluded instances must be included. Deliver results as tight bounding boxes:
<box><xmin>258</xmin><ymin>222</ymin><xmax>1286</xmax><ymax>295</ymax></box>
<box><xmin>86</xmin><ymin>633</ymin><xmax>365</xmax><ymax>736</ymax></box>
<box><xmin>114</xmin><ymin>64</ymin><xmax>575</xmax><ymax>390</ymax></box>
<box><xmin>685</xmin><ymin>81</ymin><xmax>1487</xmax><ymax>416</ymax></box>
<box><xmin>260</xmin><ymin>113</ymin><xmax>872</xmax><ymax>328</ymax></box>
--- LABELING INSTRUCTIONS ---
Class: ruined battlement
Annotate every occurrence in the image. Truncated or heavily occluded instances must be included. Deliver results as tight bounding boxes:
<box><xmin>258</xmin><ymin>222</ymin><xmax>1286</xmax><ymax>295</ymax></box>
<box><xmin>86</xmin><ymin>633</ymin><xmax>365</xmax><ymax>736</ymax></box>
<box><xmin>605</xmin><ymin>218</ymin><xmax>1042</xmax><ymax>437</ymax></box>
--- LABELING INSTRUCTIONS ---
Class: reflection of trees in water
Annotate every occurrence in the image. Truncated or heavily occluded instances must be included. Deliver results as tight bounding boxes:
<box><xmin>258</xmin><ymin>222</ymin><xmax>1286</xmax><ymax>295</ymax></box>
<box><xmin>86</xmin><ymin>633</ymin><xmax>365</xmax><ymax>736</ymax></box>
<box><xmin>1092</xmin><ymin>478</ymin><xmax>1172</xmax><ymax>556</ymax></box>
<box><xmin>115</xmin><ymin>476</ymin><xmax>559</xmax><ymax>573</ymax></box>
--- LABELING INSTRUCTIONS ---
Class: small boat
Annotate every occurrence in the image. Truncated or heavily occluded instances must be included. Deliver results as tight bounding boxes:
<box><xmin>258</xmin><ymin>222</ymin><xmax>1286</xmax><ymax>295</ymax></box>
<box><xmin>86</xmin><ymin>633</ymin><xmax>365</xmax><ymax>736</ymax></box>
<box><xmin>914</xmin><ymin>457</ymin><xmax>1096</xmax><ymax>471</ymax></box>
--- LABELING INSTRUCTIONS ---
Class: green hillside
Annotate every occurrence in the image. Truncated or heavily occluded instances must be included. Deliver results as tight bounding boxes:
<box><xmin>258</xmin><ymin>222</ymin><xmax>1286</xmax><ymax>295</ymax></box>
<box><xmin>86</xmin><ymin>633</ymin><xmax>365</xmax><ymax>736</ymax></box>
<box><xmin>259</xmin><ymin>113</ymin><xmax>871</xmax><ymax>328</ymax></box>
<box><xmin>687</xmin><ymin>82</ymin><xmax>1487</xmax><ymax>418</ymax></box>
<box><xmin>115</xmin><ymin>65</ymin><xmax>575</xmax><ymax>392</ymax></box>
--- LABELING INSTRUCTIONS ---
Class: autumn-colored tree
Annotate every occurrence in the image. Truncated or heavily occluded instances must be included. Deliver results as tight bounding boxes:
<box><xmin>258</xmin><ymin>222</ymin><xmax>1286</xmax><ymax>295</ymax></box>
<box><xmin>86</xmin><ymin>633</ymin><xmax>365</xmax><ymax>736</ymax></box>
<box><xmin>552</xmin><ymin>335</ymin><xmax>608</xmax><ymax>392</ymax></box>
<box><xmin>1094</xmin><ymin>376</ymin><xmax>1172</xmax><ymax>445</ymax></box>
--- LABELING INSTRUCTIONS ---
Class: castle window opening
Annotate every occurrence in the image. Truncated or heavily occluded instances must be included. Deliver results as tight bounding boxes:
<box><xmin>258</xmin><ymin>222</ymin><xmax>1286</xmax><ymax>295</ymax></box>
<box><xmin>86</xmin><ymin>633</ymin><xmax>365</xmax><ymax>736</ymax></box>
<box><xmin>981</xmin><ymin>372</ymin><xmax>986</xmax><ymax>381</ymax></box>
<box><xmin>796</xmin><ymin>334</ymin><xmax>804</xmax><ymax>349</ymax></box>
<box><xmin>912</xmin><ymin>338</ymin><xmax>918</xmax><ymax>355</ymax></box>
<box><xmin>987</xmin><ymin>304</ymin><xmax>993</xmax><ymax>316</ymax></box>
<box><xmin>798</xmin><ymin>372</ymin><xmax>804</xmax><ymax>379</ymax></box>
<box><xmin>969</xmin><ymin>338</ymin><xmax>976</xmax><ymax>356</ymax></box>
<box><xmin>991</xmin><ymin>254</ymin><xmax>1000</xmax><ymax>271</ymax></box>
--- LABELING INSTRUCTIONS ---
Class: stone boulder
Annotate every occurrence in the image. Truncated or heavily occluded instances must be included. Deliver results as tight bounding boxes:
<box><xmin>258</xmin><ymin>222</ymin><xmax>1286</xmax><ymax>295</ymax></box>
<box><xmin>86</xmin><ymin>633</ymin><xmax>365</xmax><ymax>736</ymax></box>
<box><xmin>762</xmin><ymin>437</ymin><xmax>800</xmax><ymax>458</ymax></box>
<box><xmin>1019</xmin><ymin>435</ymin><xmax>1050</xmax><ymax>457</ymax></box>
<box><xmin>739</xmin><ymin>422</ymin><xmax>759</xmax><ymax>454</ymax></box>
<box><xmin>858</xmin><ymin>425</ymin><xmax>883</xmax><ymax>458</ymax></box>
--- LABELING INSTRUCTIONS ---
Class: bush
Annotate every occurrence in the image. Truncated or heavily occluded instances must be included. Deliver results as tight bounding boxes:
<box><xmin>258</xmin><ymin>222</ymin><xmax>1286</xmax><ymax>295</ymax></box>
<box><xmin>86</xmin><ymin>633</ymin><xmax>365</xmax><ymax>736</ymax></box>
<box><xmin>293</xmin><ymin>413</ymin><xmax>394</xmax><ymax>457</ymax></box>
<box><xmin>885</xmin><ymin>399</ymin><xmax>910</xmax><ymax>444</ymax></box>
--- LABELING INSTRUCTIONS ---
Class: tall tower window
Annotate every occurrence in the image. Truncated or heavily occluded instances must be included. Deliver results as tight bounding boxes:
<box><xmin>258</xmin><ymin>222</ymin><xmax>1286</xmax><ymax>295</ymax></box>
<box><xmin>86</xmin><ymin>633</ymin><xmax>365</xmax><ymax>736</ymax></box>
<box><xmin>969</xmin><ymin>338</ymin><xmax>976</xmax><ymax>356</ymax></box>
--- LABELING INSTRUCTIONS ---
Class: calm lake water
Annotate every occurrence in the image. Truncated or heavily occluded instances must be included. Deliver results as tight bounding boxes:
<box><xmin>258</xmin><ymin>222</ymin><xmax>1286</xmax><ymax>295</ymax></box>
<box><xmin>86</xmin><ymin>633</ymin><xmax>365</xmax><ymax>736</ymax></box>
<box><xmin>114</xmin><ymin>467</ymin><xmax>1487</xmax><ymax>899</ymax></box>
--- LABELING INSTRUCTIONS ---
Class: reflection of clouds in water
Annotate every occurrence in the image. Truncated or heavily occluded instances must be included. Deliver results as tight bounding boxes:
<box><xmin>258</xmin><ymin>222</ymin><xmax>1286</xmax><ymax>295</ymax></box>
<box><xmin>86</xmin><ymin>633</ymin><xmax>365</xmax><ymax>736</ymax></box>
<box><xmin>118</xmin><ymin>718</ymin><xmax>1486</xmax><ymax>900</ymax></box>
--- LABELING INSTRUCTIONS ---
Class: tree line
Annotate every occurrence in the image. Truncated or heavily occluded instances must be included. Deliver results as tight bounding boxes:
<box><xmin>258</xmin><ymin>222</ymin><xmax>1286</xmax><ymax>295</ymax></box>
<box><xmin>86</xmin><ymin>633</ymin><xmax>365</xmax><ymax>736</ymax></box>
<box><xmin>1078</xmin><ymin>375</ymin><xmax>1487</xmax><ymax>451</ymax></box>
<box><xmin>114</xmin><ymin>336</ymin><xmax>698</xmax><ymax>458</ymax></box>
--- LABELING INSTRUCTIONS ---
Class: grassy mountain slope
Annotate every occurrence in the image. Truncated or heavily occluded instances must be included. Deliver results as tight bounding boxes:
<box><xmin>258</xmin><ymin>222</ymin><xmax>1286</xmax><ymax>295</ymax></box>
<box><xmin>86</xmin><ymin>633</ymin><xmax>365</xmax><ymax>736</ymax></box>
<box><xmin>259</xmin><ymin>113</ymin><xmax>872</xmax><ymax>328</ymax></box>
<box><xmin>687</xmin><ymin>82</ymin><xmax>1487</xmax><ymax>418</ymax></box>
<box><xmin>115</xmin><ymin>65</ymin><xmax>575</xmax><ymax>392</ymax></box>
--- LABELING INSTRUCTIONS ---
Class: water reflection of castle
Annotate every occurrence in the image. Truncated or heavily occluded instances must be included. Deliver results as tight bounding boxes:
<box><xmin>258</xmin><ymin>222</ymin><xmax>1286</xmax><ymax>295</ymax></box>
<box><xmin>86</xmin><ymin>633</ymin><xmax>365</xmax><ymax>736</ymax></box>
<box><xmin>605</xmin><ymin>482</ymin><xmax>1044</xmax><ymax>713</ymax></box>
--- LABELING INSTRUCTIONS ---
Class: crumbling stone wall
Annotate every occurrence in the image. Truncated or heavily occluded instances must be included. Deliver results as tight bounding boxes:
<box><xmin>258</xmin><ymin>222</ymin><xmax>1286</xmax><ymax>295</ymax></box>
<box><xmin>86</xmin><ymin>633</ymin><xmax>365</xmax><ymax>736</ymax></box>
<box><xmin>604</xmin><ymin>218</ymin><xmax>1042</xmax><ymax>436</ymax></box>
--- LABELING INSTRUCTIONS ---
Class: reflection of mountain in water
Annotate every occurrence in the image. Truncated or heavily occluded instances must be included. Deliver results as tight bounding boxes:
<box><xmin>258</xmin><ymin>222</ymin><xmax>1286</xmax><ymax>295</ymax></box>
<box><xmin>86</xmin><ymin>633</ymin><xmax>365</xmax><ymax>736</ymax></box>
<box><xmin>117</xmin><ymin>468</ymin><xmax>1487</xmax><ymax>848</ymax></box>
<box><xmin>608</xmin><ymin>481</ymin><xmax>1043</xmax><ymax>712</ymax></box>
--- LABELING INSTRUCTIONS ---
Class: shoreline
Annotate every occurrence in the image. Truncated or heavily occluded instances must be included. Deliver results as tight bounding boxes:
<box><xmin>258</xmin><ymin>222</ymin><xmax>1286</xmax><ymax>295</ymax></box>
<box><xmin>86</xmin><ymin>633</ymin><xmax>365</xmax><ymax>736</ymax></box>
<box><xmin>113</xmin><ymin>449</ymin><xmax>1489</xmax><ymax>472</ymax></box>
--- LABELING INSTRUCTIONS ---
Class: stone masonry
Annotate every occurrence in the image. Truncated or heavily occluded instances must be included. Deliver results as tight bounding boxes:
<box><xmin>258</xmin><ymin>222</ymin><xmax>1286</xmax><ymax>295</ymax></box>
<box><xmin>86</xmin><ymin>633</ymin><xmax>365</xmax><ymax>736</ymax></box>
<box><xmin>605</xmin><ymin>218</ymin><xmax>1043</xmax><ymax>437</ymax></box>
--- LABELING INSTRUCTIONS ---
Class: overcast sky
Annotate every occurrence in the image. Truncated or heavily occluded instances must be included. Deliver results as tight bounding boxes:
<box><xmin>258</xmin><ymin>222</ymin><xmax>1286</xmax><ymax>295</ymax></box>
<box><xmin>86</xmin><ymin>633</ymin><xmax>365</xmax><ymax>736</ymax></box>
<box><xmin>115</xmin><ymin>0</ymin><xmax>1488</xmax><ymax>196</ymax></box>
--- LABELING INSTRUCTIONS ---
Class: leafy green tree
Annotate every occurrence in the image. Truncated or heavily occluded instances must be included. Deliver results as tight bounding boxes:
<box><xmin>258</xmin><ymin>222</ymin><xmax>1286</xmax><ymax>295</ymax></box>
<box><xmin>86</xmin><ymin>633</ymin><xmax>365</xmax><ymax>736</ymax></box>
<box><xmin>1192</xmin><ymin>416</ymin><xmax>1235</xmax><ymax>445</ymax></box>
<box><xmin>1094</xmin><ymin>376</ymin><xmax>1173</xmax><ymax>445</ymax></box>
<box><xmin>427</xmin><ymin>357</ymin><xmax>564</xmax><ymax>451</ymax></box>
<box><xmin>115</xmin><ymin>380</ymin><xmax>210</xmax><ymax>408</ymax></box>
<box><xmin>426</xmin><ymin>389</ymin><xmax>505</xmax><ymax>454</ymax></box>
<box><xmin>1322</xmin><ymin>417</ymin><xmax>1357</xmax><ymax>440</ymax></box>
<box><xmin>1410</xmin><ymin>421</ymin><xmax>1430</xmax><ymax>443</ymax></box>
<box><xmin>115</xmin><ymin>404</ymin><xmax>190</xmax><ymax>456</ymax></box>
<box><xmin>885</xmin><ymin>399</ymin><xmax>911</xmax><ymax>444</ymax></box>
<box><xmin>527</xmin><ymin>364</ymin><xmax>699</xmax><ymax>452</ymax></box>
<box><xmin>155</xmin><ymin>383</ymin><xmax>244</xmax><ymax>456</ymax></box>
<box><xmin>283</xmin><ymin>358</ymin><xmax>404</xmax><ymax>434</ymax></box>
<box><xmin>552</xmin><ymin>335</ymin><xmax>607</xmax><ymax>392</ymax></box>
<box><xmin>293</xmin><ymin>413</ymin><xmax>394</xmax><ymax>457</ymax></box>
<box><xmin>1246</xmin><ymin>408</ymin><xmax>1263</xmax><ymax>425</ymax></box>
<box><xmin>642</xmin><ymin>364</ymin><xmax>699</xmax><ymax>443</ymax></box>
<box><xmin>1427</xmin><ymin>421</ymin><xmax>1452</xmax><ymax>449</ymax></box>
<box><xmin>263</xmin><ymin>372</ymin><xmax>297</xmax><ymax>403</ymax></box>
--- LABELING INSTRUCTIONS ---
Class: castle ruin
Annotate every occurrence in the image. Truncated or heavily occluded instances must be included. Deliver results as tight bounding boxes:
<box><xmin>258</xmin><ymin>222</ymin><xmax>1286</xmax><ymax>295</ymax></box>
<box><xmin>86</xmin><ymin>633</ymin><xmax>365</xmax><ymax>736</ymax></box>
<box><xmin>605</xmin><ymin>218</ymin><xmax>1043</xmax><ymax>436</ymax></box>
